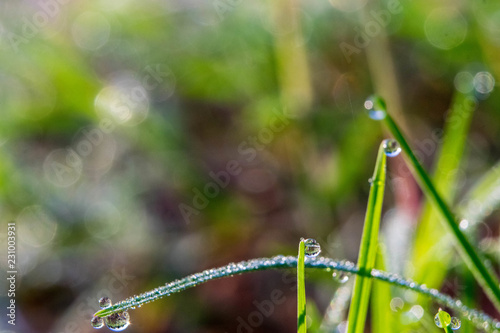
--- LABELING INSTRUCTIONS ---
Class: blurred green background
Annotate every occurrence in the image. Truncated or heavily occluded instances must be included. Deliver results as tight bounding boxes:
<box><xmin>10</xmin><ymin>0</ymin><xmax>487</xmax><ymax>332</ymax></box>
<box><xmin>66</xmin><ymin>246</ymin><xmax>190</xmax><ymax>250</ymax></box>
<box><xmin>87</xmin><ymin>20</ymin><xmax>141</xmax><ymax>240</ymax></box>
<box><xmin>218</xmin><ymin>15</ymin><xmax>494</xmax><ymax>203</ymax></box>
<box><xmin>0</xmin><ymin>0</ymin><xmax>499</xmax><ymax>332</ymax></box>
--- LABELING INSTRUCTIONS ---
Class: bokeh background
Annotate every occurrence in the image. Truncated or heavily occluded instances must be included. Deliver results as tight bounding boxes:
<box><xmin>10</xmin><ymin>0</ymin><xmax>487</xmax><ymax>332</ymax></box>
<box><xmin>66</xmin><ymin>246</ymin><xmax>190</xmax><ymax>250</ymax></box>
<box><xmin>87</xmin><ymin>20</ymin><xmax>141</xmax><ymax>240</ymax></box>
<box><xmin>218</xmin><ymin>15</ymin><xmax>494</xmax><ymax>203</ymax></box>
<box><xmin>0</xmin><ymin>0</ymin><xmax>499</xmax><ymax>332</ymax></box>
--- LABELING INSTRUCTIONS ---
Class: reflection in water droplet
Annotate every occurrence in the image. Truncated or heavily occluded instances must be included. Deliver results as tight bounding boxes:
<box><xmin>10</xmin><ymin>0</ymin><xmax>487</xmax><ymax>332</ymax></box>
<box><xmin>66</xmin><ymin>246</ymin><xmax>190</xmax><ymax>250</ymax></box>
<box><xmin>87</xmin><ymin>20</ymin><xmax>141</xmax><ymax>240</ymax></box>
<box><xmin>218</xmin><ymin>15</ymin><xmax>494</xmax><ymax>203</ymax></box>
<box><xmin>451</xmin><ymin>317</ymin><xmax>461</xmax><ymax>330</ymax></box>
<box><xmin>99</xmin><ymin>297</ymin><xmax>112</xmax><ymax>309</ymax></box>
<box><xmin>382</xmin><ymin>139</ymin><xmax>401</xmax><ymax>157</ymax></box>
<box><xmin>435</xmin><ymin>309</ymin><xmax>451</xmax><ymax>328</ymax></box>
<box><xmin>332</xmin><ymin>271</ymin><xmax>349</xmax><ymax>283</ymax></box>
<box><xmin>303</xmin><ymin>238</ymin><xmax>321</xmax><ymax>257</ymax></box>
<box><xmin>91</xmin><ymin>316</ymin><xmax>104</xmax><ymax>329</ymax></box>
<box><xmin>105</xmin><ymin>312</ymin><xmax>131</xmax><ymax>332</ymax></box>
<box><xmin>364</xmin><ymin>95</ymin><xmax>387</xmax><ymax>120</ymax></box>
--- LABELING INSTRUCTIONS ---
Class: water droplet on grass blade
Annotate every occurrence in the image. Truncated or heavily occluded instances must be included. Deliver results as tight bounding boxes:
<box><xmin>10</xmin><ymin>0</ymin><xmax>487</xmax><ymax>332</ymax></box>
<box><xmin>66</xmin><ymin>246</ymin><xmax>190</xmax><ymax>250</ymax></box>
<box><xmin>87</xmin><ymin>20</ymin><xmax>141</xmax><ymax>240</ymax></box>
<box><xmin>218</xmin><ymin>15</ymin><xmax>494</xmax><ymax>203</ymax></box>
<box><xmin>435</xmin><ymin>309</ymin><xmax>451</xmax><ymax>328</ymax></box>
<box><xmin>451</xmin><ymin>317</ymin><xmax>461</xmax><ymax>330</ymax></box>
<box><xmin>383</xmin><ymin>139</ymin><xmax>401</xmax><ymax>157</ymax></box>
<box><xmin>105</xmin><ymin>312</ymin><xmax>131</xmax><ymax>331</ymax></box>
<box><xmin>332</xmin><ymin>271</ymin><xmax>349</xmax><ymax>283</ymax></box>
<box><xmin>364</xmin><ymin>95</ymin><xmax>387</xmax><ymax>120</ymax></box>
<box><xmin>99</xmin><ymin>297</ymin><xmax>112</xmax><ymax>309</ymax></box>
<box><xmin>303</xmin><ymin>238</ymin><xmax>321</xmax><ymax>257</ymax></box>
<box><xmin>91</xmin><ymin>316</ymin><xmax>104</xmax><ymax>329</ymax></box>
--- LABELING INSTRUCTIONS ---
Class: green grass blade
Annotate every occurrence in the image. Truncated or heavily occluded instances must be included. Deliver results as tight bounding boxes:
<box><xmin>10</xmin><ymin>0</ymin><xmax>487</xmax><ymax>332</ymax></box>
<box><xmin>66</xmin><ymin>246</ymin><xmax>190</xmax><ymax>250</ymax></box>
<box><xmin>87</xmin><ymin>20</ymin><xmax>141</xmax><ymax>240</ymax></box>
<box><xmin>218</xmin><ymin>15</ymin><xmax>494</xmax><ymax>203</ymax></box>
<box><xmin>91</xmin><ymin>255</ymin><xmax>499</xmax><ymax>332</ymax></box>
<box><xmin>347</xmin><ymin>142</ymin><xmax>387</xmax><ymax>333</ymax></box>
<box><xmin>371</xmin><ymin>243</ymin><xmax>394</xmax><ymax>333</ymax></box>
<box><xmin>298</xmin><ymin>240</ymin><xmax>307</xmax><ymax>333</ymax></box>
<box><xmin>412</xmin><ymin>92</ymin><xmax>476</xmax><ymax>287</ymax></box>
<box><xmin>381</xmin><ymin>109</ymin><xmax>500</xmax><ymax>312</ymax></box>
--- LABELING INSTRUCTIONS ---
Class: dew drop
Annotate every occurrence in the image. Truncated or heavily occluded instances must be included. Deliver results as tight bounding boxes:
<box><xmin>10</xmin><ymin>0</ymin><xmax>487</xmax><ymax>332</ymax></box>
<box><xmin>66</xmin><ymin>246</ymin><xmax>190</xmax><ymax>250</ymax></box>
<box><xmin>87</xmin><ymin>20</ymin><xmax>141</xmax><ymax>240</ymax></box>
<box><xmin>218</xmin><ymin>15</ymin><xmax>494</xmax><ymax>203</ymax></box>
<box><xmin>459</xmin><ymin>219</ymin><xmax>469</xmax><ymax>230</ymax></box>
<box><xmin>303</xmin><ymin>238</ymin><xmax>321</xmax><ymax>257</ymax></box>
<box><xmin>105</xmin><ymin>311</ymin><xmax>131</xmax><ymax>332</ymax></box>
<box><xmin>332</xmin><ymin>271</ymin><xmax>349</xmax><ymax>283</ymax></box>
<box><xmin>451</xmin><ymin>317</ymin><xmax>461</xmax><ymax>330</ymax></box>
<box><xmin>382</xmin><ymin>139</ymin><xmax>401</xmax><ymax>157</ymax></box>
<box><xmin>91</xmin><ymin>316</ymin><xmax>104</xmax><ymax>329</ymax></box>
<box><xmin>99</xmin><ymin>297</ymin><xmax>112</xmax><ymax>309</ymax></box>
<box><xmin>364</xmin><ymin>95</ymin><xmax>387</xmax><ymax>120</ymax></box>
<box><xmin>435</xmin><ymin>309</ymin><xmax>451</xmax><ymax>328</ymax></box>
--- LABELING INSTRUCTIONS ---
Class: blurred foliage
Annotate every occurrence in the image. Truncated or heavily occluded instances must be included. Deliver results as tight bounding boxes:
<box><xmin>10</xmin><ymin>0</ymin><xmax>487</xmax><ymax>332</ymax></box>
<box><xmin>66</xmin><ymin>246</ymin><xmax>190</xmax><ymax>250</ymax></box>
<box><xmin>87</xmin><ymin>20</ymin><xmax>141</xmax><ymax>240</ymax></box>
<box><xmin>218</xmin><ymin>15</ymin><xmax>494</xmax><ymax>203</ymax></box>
<box><xmin>0</xmin><ymin>0</ymin><xmax>499</xmax><ymax>332</ymax></box>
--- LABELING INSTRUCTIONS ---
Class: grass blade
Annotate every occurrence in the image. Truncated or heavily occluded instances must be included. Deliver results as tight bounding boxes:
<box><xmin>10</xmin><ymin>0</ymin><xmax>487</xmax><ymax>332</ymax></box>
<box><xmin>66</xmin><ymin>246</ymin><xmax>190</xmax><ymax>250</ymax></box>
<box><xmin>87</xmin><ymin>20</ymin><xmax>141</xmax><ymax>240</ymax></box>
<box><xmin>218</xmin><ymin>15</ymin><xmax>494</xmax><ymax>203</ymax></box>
<box><xmin>298</xmin><ymin>240</ymin><xmax>307</xmax><ymax>333</ymax></box>
<box><xmin>371</xmin><ymin>243</ymin><xmax>394</xmax><ymax>333</ymax></box>
<box><xmin>91</xmin><ymin>255</ymin><xmax>499</xmax><ymax>332</ymax></box>
<box><xmin>347</xmin><ymin>141</ymin><xmax>387</xmax><ymax>333</ymax></box>
<box><xmin>380</xmin><ymin>106</ymin><xmax>500</xmax><ymax>312</ymax></box>
<box><xmin>412</xmin><ymin>92</ymin><xmax>476</xmax><ymax>288</ymax></box>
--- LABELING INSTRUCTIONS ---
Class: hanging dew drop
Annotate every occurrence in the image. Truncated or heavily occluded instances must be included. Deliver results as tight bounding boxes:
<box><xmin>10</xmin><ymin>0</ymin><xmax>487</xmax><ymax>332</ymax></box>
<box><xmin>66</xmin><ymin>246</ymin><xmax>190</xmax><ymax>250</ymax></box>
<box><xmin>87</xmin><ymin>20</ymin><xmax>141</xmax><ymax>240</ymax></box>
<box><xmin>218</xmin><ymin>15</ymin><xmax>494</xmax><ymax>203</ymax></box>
<box><xmin>91</xmin><ymin>316</ymin><xmax>104</xmax><ymax>329</ymax></box>
<box><xmin>450</xmin><ymin>317</ymin><xmax>461</xmax><ymax>330</ymax></box>
<box><xmin>434</xmin><ymin>309</ymin><xmax>451</xmax><ymax>328</ymax></box>
<box><xmin>332</xmin><ymin>271</ymin><xmax>349</xmax><ymax>283</ymax></box>
<box><xmin>303</xmin><ymin>238</ymin><xmax>321</xmax><ymax>257</ymax></box>
<box><xmin>382</xmin><ymin>139</ymin><xmax>401</xmax><ymax>157</ymax></box>
<box><xmin>105</xmin><ymin>311</ymin><xmax>131</xmax><ymax>332</ymax></box>
<box><xmin>99</xmin><ymin>297</ymin><xmax>112</xmax><ymax>309</ymax></box>
<box><xmin>364</xmin><ymin>95</ymin><xmax>387</xmax><ymax>120</ymax></box>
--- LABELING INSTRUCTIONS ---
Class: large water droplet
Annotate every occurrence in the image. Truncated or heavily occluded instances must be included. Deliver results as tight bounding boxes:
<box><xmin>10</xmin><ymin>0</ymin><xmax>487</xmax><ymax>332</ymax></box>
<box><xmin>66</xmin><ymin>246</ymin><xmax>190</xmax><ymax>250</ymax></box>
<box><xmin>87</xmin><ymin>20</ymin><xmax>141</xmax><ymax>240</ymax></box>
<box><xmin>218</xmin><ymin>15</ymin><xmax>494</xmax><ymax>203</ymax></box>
<box><xmin>434</xmin><ymin>309</ymin><xmax>451</xmax><ymax>328</ymax></box>
<box><xmin>450</xmin><ymin>317</ymin><xmax>461</xmax><ymax>330</ymax></box>
<box><xmin>364</xmin><ymin>95</ymin><xmax>387</xmax><ymax>120</ymax></box>
<box><xmin>303</xmin><ymin>238</ymin><xmax>321</xmax><ymax>257</ymax></box>
<box><xmin>99</xmin><ymin>297</ymin><xmax>112</xmax><ymax>309</ymax></box>
<box><xmin>332</xmin><ymin>271</ymin><xmax>349</xmax><ymax>283</ymax></box>
<box><xmin>91</xmin><ymin>316</ymin><xmax>104</xmax><ymax>329</ymax></box>
<box><xmin>105</xmin><ymin>312</ymin><xmax>131</xmax><ymax>332</ymax></box>
<box><xmin>382</xmin><ymin>139</ymin><xmax>401</xmax><ymax>157</ymax></box>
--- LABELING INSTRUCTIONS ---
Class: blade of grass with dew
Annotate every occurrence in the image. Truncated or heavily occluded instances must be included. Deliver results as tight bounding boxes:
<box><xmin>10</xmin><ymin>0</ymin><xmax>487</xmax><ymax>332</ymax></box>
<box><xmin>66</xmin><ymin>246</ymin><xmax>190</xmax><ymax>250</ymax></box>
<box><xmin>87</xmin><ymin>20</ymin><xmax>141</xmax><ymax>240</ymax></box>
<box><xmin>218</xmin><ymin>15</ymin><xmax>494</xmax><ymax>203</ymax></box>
<box><xmin>91</xmin><ymin>256</ymin><xmax>500</xmax><ymax>332</ymax></box>
<box><xmin>377</xmin><ymin>101</ymin><xmax>500</xmax><ymax>312</ymax></box>
<box><xmin>347</xmin><ymin>141</ymin><xmax>387</xmax><ymax>333</ymax></box>
<box><xmin>412</xmin><ymin>92</ymin><xmax>476</xmax><ymax>289</ymax></box>
<box><xmin>437</xmin><ymin>309</ymin><xmax>454</xmax><ymax>333</ymax></box>
<box><xmin>298</xmin><ymin>240</ymin><xmax>307</xmax><ymax>333</ymax></box>
<box><xmin>371</xmin><ymin>242</ymin><xmax>395</xmax><ymax>333</ymax></box>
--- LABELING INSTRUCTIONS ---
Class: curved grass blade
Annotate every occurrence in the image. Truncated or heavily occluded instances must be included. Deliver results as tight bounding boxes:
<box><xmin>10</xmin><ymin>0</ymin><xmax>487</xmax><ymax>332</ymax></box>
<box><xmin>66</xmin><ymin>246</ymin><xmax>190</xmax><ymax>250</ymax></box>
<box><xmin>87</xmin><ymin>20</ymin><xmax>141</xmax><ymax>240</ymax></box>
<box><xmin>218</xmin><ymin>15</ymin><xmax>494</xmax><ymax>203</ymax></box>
<box><xmin>298</xmin><ymin>240</ymin><xmax>307</xmax><ymax>333</ymax></box>
<box><xmin>92</xmin><ymin>255</ymin><xmax>500</xmax><ymax>332</ymax></box>
<box><xmin>347</xmin><ymin>141</ymin><xmax>387</xmax><ymax>333</ymax></box>
<box><xmin>413</xmin><ymin>92</ymin><xmax>476</xmax><ymax>288</ymax></box>
<box><xmin>380</xmin><ymin>106</ymin><xmax>500</xmax><ymax>312</ymax></box>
